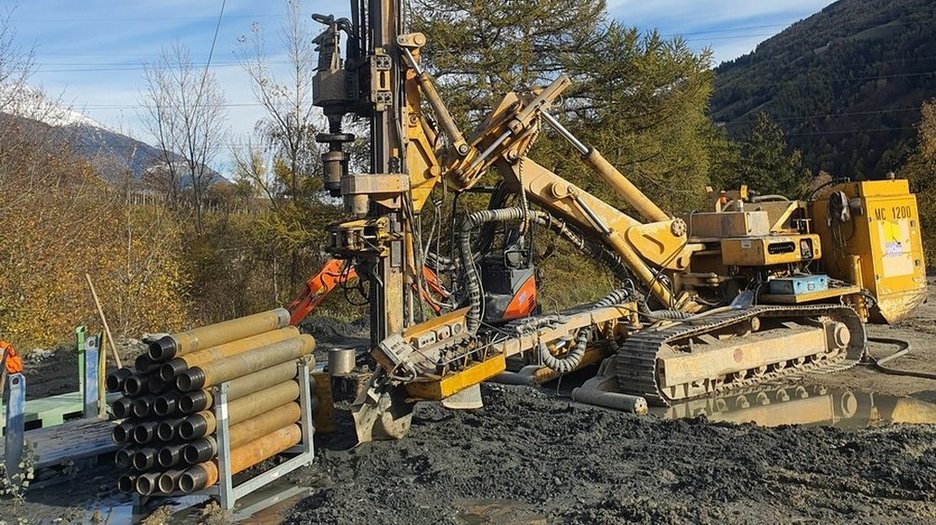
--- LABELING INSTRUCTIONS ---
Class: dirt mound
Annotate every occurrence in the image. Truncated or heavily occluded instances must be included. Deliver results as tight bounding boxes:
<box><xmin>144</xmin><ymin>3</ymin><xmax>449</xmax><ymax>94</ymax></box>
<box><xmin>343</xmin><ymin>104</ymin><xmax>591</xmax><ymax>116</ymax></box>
<box><xmin>286</xmin><ymin>384</ymin><xmax>936</xmax><ymax>524</ymax></box>
<box><xmin>300</xmin><ymin>316</ymin><xmax>368</xmax><ymax>346</ymax></box>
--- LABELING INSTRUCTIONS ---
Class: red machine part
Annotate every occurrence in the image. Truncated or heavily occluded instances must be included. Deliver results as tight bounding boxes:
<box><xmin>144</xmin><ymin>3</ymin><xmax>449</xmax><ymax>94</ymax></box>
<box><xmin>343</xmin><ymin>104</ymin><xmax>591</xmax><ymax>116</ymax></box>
<box><xmin>286</xmin><ymin>260</ymin><xmax>450</xmax><ymax>326</ymax></box>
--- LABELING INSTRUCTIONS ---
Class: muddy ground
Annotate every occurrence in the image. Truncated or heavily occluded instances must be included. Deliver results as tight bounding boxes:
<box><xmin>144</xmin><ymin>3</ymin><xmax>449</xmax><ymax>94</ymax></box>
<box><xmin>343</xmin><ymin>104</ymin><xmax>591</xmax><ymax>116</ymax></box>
<box><xmin>4</xmin><ymin>280</ymin><xmax>935</xmax><ymax>524</ymax></box>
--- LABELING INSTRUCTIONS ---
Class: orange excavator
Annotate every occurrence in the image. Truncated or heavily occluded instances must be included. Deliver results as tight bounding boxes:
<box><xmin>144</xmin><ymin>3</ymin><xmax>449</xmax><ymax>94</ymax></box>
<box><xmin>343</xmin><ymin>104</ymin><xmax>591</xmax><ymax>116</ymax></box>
<box><xmin>286</xmin><ymin>259</ymin><xmax>453</xmax><ymax>326</ymax></box>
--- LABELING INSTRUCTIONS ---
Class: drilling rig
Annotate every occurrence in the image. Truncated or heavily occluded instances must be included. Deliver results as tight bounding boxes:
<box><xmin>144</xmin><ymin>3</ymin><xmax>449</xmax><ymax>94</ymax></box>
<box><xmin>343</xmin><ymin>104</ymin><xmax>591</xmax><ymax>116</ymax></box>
<box><xmin>310</xmin><ymin>1</ymin><xmax>928</xmax><ymax>441</ymax></box>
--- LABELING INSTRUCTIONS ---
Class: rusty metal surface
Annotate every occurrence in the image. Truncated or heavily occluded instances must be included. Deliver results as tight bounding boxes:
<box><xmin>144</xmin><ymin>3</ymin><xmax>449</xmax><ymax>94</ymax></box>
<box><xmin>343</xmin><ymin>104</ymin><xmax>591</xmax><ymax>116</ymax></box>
<box><xmin>177</xmin><ymin>335</ymin><xmax>315</xmax><ymax>391</ymax></box>
<box><xmin>179</xmin><ymin>424</ymin><xmax>301</xmax><ymax>492</ymax></box>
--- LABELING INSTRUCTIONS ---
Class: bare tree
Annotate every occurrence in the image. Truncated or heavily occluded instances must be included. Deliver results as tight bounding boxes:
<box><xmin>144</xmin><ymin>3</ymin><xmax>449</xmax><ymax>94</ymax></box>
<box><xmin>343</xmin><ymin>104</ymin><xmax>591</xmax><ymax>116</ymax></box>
<box><xmin>235</xmin><ymin>0</ymin><xmax>326</xmax><ymax>287</ymax></box>
<box><xmin>0</xmin><ymin>4</ymin><xmax>34</xmax><ymax>116</ymax></box>
<box><xmin>140</xmin><ymin>42</ymin><xmax>227</xmax><ymax>231</ymax></box>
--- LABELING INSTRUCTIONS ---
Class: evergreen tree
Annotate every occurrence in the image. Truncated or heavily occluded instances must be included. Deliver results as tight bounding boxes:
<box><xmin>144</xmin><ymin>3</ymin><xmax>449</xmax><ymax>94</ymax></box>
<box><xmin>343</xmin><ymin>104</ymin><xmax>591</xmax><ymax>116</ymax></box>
<box><xmin>901</xmin><ymin>98</ymin><xmax>936</xmax><ymax>262</ymax></box>
<box><xmin>727</xmin><ymin>113</ymin><xmax>812</xmax><ymax>198</ymax></box>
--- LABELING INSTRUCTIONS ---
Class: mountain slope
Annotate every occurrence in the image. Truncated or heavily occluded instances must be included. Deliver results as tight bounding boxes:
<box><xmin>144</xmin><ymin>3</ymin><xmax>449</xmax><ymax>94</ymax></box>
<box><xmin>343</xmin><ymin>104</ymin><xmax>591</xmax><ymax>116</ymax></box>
<box><xmin>1</xmin><ymin>89</ymin><xmax>226</xmax><ymax>187</ymax></box>
<box><xmin>711</xmin><ymin>0</ymin><xmax>936</xmax><ymax>178</ymax></box>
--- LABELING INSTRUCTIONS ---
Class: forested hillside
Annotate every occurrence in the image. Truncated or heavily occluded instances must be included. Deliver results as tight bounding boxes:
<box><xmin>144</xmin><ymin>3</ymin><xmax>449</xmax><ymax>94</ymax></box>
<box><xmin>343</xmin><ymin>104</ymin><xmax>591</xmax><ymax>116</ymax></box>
<box><xmin>711</xmin><ymin>0</ymin><xmax>936</xmax><ymax>179</ymax></box>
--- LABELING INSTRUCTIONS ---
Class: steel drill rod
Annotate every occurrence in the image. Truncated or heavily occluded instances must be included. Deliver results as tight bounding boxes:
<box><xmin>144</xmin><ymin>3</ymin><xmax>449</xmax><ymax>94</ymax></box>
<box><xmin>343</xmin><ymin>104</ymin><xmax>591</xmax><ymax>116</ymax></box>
<box><xmin>157</xmin><ymin>469</ymin><xmax>185</xmax><ymax>494</ymax></box>
<box><xmin>131</xmin><ymin>447</ymin><xmax>159</xmax><ymax>471</ymax></box>
<box><xmin>135</xmin><ymin>472</ymin><xmax>161</xmax><ymax>496</ymax></box>
<box><xmin>134</xmin><ymin>353</ymin><xmax>160</xmax><ymax>375</ymax></box>
<box><xmin>158</xmin><ymin>444</ymin><xmax>186</xmax><ymax>468</ymax></box>
<box><xmin>146</xmin><ymin>374</ymin><xmax>169</xmax><ymax>395</ymax></box>
<box><xmin>176</xmin><ymin>336</ymin><xmax>315</xmax><ymax>392</ymax></box>
<box><xmin>156</xmin><ymin>417</ymin><xmax>186</xmax><ymax>442</ymax></box>
<box><xmin>148</xmin><ymin>308</ymin><xmax>291</xmax><ymax>361</ymax></box>
<box><xmin>181</xmin><ymin>402</ymin><xmax>301</xmax><ymax>463</ymax></box>
<box><xmin>110</xmin><ymin>397</ymin><xmax>134</xmax><ymax>419</ymax></box>
<box><xmin>106</xmin><ymin>367</ymin><xmax>133</xmax><ymax>393</ymax></box>
<box><xmin>114</xmin><ymin>448</ymin><xmax>134</xmax><ymax>470</ymax></box>
<box><xmin>159</xmin><ymin>327</ymin><xmax>300</xmax><ymax>381</ymax></box>
<box><xmin>112</xmin><ymin>421</ymin><xmax>134</xmax><ymax>444</ymax></box>
<box><xmin>122</xmin><ymin>374</ymin><xmax>146</xmax><ymax>397</ymax></box>
<box><xmin>132</xmin><ymin>396</ymin><xmax>155</xmax><ymax>419</ymax></box>
<box><xmin>153</xmin><ymin>391</ymin><xmax>181</xmax><ymax>417</ymax></box>
<box><xmin>179</xmin><ymin>381</ymin><xmax>300</xmax><ymax>440</ymax></box>
<box><xmin>177</xmin><ymin>361</ymin><xmax>300</xmax><ymax>413</ymax></box>
<box><xmin>132</xmin><ymin>421</ymin><xmax>159</xmax><ymax>445</ymax></box>
<box><xmin>117</xmin><ymin>473</ymin><xmax>136</xmax><ymax>493</ymax></box>
<box><xmin>179</xmin><ymin>424</ymin><xmax>301</xmax><ymax>493</ymax></box>
<box><xmin>570</xmin><ymin>387</ymin><xmax>649</xmax><ymax>415</ymax></box>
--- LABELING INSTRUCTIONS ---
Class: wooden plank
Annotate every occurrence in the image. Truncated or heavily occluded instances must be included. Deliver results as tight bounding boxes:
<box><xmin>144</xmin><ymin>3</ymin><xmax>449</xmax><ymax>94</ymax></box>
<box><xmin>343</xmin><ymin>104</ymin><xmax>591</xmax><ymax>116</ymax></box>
<box><xmin>0</xmin><ymin>418</ymin><xmax>118</xmax><ymax>469</ymax></box>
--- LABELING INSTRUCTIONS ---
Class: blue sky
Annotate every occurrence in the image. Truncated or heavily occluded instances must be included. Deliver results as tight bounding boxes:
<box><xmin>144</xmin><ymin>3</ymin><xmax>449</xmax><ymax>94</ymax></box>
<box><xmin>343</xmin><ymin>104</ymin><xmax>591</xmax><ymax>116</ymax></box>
<box><xmin>7</xmin><ymin>0</ymin><xmax>836</xmax><ymax>150</ymax></box>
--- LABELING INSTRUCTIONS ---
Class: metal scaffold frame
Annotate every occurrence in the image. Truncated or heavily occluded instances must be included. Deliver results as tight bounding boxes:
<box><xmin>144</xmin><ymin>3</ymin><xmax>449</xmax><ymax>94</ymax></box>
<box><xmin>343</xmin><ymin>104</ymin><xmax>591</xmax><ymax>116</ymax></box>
<box><xmin>192</xmin><ymin>356</ymin><xmax>315</xmax><ymax>511</ymax></box>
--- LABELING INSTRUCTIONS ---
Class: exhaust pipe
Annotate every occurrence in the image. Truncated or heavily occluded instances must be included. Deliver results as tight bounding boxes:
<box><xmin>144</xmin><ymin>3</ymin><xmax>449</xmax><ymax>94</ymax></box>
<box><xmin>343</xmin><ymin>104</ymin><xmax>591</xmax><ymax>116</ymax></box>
<box><xmin>179</xmin><ymin>381</ymin><xmax>300</xmax><ymax>440</ymax></box>
<box><xmin>179</xmin><ymin>424</ymin><xmax>301</xmax><ymax>493</ymax></box>
<box><xmin>148</xmin><ymin>308</ymin><xmax>291</xmax><ymax>361</ymax></box>
<box><xmin>176</xmin><ymin>336</ymin><xmax>315</xmax><ymax>391</ymax></box>
<box><xmin>106</xmin><ymin>367</ymin><xmax>134</xmax><ymax>393</ymax></box>
<box><xmin>159</xmin><ymin>327</ymin><xmax>300</xmax><ymax>381</ymax></box>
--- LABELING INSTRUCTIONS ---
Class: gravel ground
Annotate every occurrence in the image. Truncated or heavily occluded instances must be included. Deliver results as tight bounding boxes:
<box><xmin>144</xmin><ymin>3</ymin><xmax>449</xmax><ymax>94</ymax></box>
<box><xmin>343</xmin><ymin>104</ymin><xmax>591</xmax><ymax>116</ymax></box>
<box><xmin>6</xmin><ymin>283</ymin><xmax>934</xmax><ymax>524</ymax></box>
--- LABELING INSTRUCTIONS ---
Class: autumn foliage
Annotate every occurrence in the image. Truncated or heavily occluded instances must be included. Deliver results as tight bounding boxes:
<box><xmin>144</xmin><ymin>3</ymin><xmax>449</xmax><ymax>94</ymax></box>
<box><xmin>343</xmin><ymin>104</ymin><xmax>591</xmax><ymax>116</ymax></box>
<box><xmin>0</xmin><ymin>118</ymin><xmax>189</xmax><ymax>349</ymax></box>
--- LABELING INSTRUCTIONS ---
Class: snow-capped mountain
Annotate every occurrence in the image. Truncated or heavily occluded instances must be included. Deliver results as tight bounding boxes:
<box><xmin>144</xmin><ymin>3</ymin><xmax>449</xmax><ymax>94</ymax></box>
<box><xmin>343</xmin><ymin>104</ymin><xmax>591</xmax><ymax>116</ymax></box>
<box><xmin>1</xmin><ymin>86</ymin><xmax>226</xmax><ymax>187</ymax></box>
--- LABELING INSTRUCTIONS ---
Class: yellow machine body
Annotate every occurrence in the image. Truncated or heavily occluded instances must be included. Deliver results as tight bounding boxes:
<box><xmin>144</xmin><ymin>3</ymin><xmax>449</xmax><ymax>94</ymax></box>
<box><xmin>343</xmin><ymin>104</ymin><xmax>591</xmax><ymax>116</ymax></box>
<box><xmin>811</xmin><ymin>179</ymin><xmax>927</xmax><ymax>323</ymax></box>
<box><xmin>720</xmin><ymin>234</ymin><xmax>821</xmax><ymax>267</ymax></box>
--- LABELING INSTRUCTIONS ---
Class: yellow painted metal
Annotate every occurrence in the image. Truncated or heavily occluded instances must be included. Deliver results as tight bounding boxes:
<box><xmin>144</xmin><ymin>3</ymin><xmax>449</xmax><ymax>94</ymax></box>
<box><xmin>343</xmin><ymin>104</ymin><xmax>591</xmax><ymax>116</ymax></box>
<box><xmin>405</xmin><ymin>353</ymin><xmax>507</xmax><ymax>401</ymax></box>
<box><xmin>685</xmin><ymin>211</ymin><xmax>771</xmax><ymax>238</ymax></box>
<box><xmin>498</xmin><ymin>157</ymin><xmax>698</xmax><ymax>309</ymax></box>
<box><xmin>811</xmin><ymin>179</ymin><xmax>927</xmax><ymax>323</ymax></box>
<box><xmin>625</xmin><ymin>221</ymin><xmax>694</xmax><ymax>270</ymax></box>
<box><xmin>311</xmin><ymin>371</ymin><xmax>337</xmax><ymax>433</ymax></box>
<box><xmin>719</xmin><ymin>234</ymin><xmax>822</xmax><ymax>266</ymax></box>
<box><xmin>759</xmin><ymin>285</ymin><xmax>862</xmax><ymax>305</ymax></box>
<box><xmin>403</xmin><ymin>48</ymin><xmax>444</xmax><ymax>212</ymax></box>
<box><xmin>658</xmin><ymin>325</ymin><xmax>831</xmax><ymax>388</ymax></box>
<box><xmin>580</xmin><ymin>148</ymin><xmax>669</xmax><ymax>223</ymax></box>
<box><xmin>167</xmin><ymin>309</ymin><xmax>290</xmax><ymax>357</ymax></box>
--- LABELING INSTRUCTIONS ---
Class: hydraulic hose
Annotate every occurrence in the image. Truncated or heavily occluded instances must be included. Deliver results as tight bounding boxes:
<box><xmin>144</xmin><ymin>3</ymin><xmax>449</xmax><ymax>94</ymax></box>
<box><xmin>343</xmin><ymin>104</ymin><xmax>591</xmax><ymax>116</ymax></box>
<box><xmin>460</xmin><ymin>207</ymin><xmax>528</xmax><ymax>333</ymax></box>
<box><xmin>866</xmin><ymin>336</ymin><xmax>936</xmax><ymax>380</ymax></box>
<box><xmin>538</xmin><ymin>328</ymin><xmax>589</xmax><ymax>374</ymax></box>
<box><xmin>536</xmin><ymin>285</ymin><xmax>634</xmax><ymax>373</ymax></box>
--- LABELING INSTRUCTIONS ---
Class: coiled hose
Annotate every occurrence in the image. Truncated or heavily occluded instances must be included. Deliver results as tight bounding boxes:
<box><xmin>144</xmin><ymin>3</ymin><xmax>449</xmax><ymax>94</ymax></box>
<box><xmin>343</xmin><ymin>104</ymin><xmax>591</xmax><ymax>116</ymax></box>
<box><xmin>536</xmin><ymin>285</ymin><xmax>635</xmax><ymax>373</ymax></box>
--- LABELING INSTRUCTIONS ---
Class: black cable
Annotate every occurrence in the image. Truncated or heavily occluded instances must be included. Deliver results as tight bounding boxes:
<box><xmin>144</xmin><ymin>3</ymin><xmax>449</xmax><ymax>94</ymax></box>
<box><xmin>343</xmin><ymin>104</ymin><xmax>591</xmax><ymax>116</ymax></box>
<box><xmin>864</xmin><ymin>336</ymin><xmax>936</xmax><ymax>380</ymax></box>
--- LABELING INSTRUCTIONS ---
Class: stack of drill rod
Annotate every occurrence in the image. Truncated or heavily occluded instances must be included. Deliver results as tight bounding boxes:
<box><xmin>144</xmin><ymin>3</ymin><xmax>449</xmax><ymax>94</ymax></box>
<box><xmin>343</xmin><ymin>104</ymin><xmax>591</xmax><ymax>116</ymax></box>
<box><xmin>106</xmin><ymin>308</ymin><xmax>316</xmax><ymax>496</ymax></box>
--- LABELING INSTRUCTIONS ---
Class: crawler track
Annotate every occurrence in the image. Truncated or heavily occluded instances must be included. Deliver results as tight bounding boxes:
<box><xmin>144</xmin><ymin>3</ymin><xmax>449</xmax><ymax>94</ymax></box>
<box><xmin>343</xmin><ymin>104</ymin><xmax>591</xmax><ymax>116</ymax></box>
<box><xmin>616</xmin><ymin>305</ymin><xmax>867</xmax><ymax>406</ymax></box>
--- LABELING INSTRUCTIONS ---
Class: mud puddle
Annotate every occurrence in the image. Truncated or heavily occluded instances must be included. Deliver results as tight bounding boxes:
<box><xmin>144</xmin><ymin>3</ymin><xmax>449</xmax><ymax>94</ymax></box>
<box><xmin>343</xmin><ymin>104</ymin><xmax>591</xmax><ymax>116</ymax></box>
<box><xmin>655</xmin><ymin>383</ymin><xmax>936</xmax><ymax>428</ymax></box>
